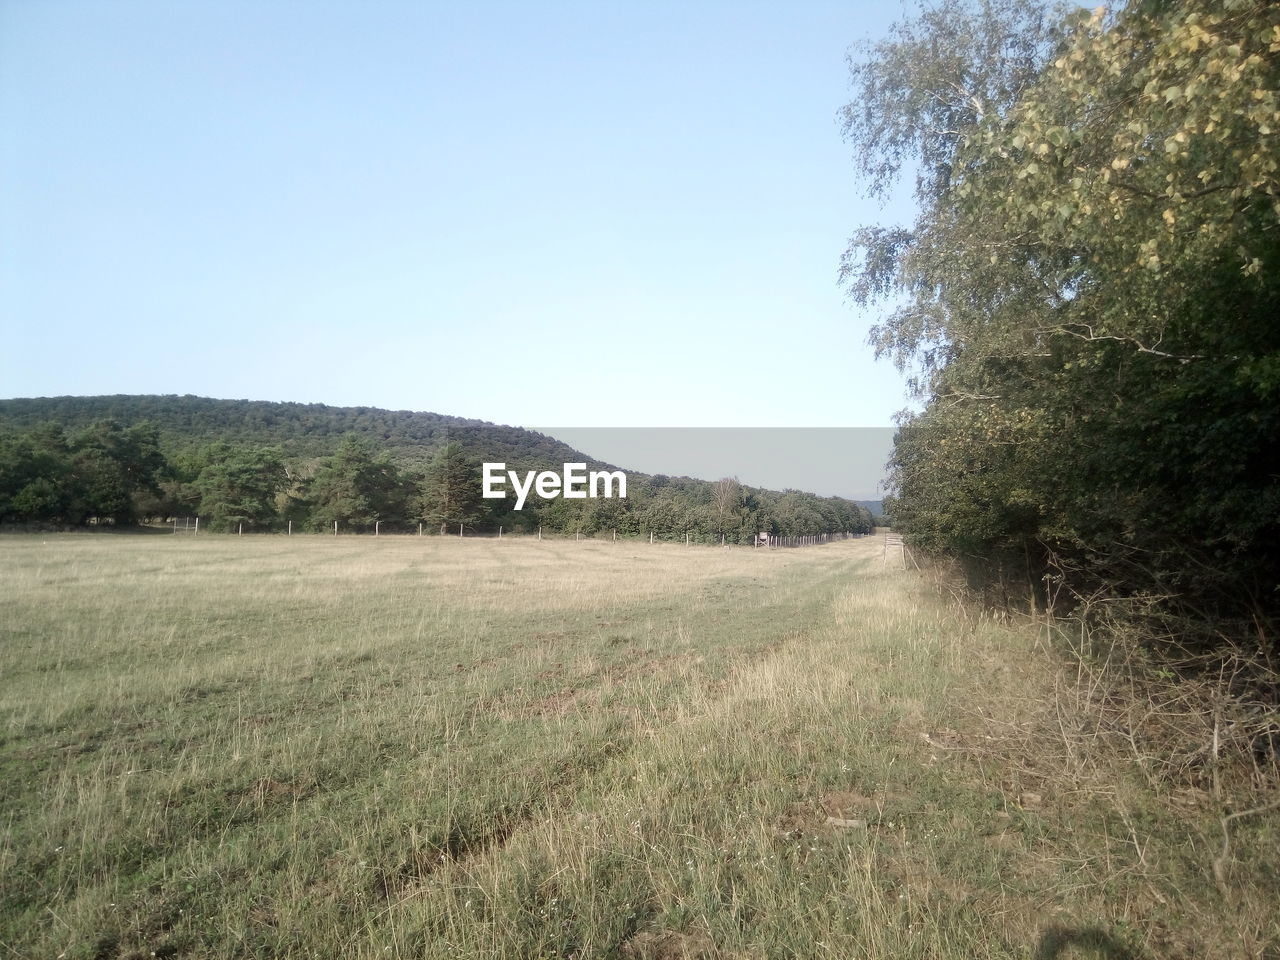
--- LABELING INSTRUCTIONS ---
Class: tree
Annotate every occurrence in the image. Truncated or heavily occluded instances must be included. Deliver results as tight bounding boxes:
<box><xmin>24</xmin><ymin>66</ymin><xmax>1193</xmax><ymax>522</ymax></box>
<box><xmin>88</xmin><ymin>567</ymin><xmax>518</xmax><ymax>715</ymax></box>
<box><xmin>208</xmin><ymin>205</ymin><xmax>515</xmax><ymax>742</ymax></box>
<box><xmin>66</xmin><ymin>421</ymin><xmax>165</xmax><ymax>524</ymax></box>
<box><xmin>415</xmin><ymin>442</ymin><xmax>485</xmax><ymax>531</ymax></box>
<box><xmin>191</xmin><ymin>443</ymin><xmax>289</xmax><ymax>532</ymax></box>
<box><xmin>843</xmin><ymin>0</ymin><xmax>1280</xmax><ymax>620</ymax></box>
<box><xmin>0</xmin><ymin>420</ymin><xmax>167</xmax><ymax>525</ymax></box>
<box><xmin>307</xmin><ymin>436</ymin><xmax>407</xmax><ymax>531</ymax></box>
<box><xmin>0</xmin><ymin>426</ymin><xmax>69</xmax><ymax>522</ymax></box>
<box><xmin>709</xmin><ymin>476</ymin><xmax>744</xmax><ymax>538</ymax></box>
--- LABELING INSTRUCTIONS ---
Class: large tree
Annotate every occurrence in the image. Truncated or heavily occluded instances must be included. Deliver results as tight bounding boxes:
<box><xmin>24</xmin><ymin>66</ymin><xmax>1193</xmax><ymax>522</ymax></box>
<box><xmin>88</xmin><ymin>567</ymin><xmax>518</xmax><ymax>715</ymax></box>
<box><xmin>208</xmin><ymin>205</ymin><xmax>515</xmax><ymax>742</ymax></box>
<box><xmin>709</xmin><ymin>476</ymin><xmax>744</xmax><ymax>538</ymax></box>
<box><xmin>190</xmin><ymin>443</ymin><xmax>289</xmax><ymax>532</ymax></box>
<box><xmin>415</xmin><ymin>442</ymin><xmax>486</xmax><ymax>532</ymax></box>
<box><xmin>844</xmin><ymin>0</ymin><xmax>1280</xmax><ymax>620</ymax></box>
<box><xmin>307</xmin><ymin>436</ymin><xmax>407</xmax><ymax>531</ymax></box>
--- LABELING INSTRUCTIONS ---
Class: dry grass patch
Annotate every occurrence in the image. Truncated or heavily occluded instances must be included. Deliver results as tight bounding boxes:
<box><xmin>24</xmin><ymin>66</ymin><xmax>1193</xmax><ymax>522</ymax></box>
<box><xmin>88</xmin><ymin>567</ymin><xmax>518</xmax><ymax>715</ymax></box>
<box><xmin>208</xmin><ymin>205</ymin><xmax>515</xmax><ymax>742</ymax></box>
<box><xmin>1</xmin><ymin>533</ymin><xmax>1275</xmax><ymax>958</ymax></box>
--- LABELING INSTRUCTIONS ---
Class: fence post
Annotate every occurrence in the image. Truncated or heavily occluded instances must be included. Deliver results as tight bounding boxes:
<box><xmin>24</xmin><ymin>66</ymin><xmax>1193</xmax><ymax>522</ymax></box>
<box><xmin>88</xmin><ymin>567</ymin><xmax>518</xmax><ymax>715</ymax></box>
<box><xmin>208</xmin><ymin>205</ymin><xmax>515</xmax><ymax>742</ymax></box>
<box><xmin>194</xmin><ymin>517</ymin><xmax>199</xmax><ymax>535</ymax></box>
<box><xmin>288</xmin><ymin>520</ymin><xmax>292</xmax><ymax>536</ymax></box>
<box><xmin>334</xmin><ymin>520</ymin><xmax>338</xmax><ymax>536</ymax></box>
<box><xmin>650</xmin><ymin>532</ymin><xmax>654</xmax><ymax>544</ymax></box>
<box><xmin>499</xmin><ymin>525</ymin><xmax>502</xmax><ymax>540</ymax></box>
<box><xmin>419</xmin><ymin>522</ymin><xmax>423</xmax><ymax>536</ymax></box>
<box><xmin>459</xmin><ymin>523</ymin><xmax>463</xmax><ymax>539</ymax></box>
<box><xmin>238</xmin><ymin>523</ymin><xmax>242</xmax><ymax>536</ymax></box>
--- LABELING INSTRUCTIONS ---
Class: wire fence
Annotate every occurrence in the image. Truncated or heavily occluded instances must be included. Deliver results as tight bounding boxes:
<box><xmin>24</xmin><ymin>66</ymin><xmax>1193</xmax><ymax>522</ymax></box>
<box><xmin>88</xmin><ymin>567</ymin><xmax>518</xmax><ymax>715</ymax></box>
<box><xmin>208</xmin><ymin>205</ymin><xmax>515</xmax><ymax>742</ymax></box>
<box><xmin>164</xmin><ymin>518</ymin><xmax>871</xmax><ymax>548</ymax></box>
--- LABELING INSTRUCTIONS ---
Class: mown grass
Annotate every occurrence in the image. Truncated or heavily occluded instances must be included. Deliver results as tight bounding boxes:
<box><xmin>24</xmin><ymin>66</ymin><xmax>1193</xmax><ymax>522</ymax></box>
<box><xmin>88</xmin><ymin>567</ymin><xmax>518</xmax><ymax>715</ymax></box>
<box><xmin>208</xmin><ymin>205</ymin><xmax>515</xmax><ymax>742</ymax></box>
<box><xmin>1</xmin><ymin>533</ymin><xmax>1274</xmax><ymax>958</ymax></box>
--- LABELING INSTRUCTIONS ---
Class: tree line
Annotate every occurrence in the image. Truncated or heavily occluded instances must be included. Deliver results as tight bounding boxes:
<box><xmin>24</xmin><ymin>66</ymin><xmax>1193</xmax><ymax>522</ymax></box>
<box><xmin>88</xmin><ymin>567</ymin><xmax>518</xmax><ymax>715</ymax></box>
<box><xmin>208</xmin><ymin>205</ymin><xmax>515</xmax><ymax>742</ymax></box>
<box><xmin>844</xmin><ymin>0</ymin><xmax>1278</xmax><ymax>637</ymax></box>
<box><xmin>0</xmin><ymin>394</ymin><xmax>592</xmax><ymax>466</ymax></box>
<box><xmin>0</xmin><ymin>420</ymin><xmax>873</xmax><ymax>541</ymax></box>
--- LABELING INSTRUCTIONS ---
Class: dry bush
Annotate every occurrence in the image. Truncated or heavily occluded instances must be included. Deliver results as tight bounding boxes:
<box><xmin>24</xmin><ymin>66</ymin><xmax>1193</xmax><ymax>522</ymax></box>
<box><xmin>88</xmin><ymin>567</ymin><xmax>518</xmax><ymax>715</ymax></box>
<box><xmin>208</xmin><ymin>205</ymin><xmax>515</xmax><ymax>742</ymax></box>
<box><xmin>1046</xmin><ymin>593</ymin><xmax>1280</xmax><ymax>896</ymax></box>
<box><xmin>919</xmin><ymin>546</ymin><xmax>1280</xmax><ymax>899</ymax></box>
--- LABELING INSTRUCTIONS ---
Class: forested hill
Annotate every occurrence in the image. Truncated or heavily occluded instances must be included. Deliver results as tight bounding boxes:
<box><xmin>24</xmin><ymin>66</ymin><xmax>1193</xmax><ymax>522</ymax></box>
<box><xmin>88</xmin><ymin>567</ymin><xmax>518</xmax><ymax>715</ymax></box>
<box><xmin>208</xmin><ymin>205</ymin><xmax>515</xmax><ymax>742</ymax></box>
<box><xmin>0</xmin><ymin>394</ymin><xmax>874</xmax><ymax>539</ymax></box>
<box><xmin>0</xmin><ymin>394</ymin><xmax>590</xmax><ymax>469</ymax></box>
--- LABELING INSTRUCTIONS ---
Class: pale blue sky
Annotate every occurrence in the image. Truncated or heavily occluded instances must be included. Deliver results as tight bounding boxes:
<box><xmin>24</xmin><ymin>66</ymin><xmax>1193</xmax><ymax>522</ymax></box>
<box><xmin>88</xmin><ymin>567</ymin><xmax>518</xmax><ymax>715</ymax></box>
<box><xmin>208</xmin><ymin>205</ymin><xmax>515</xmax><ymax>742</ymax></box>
<box><xmin>1</xmin><ymin>0</ymin><xmax>914</xmax><ymax>429</ymax></box>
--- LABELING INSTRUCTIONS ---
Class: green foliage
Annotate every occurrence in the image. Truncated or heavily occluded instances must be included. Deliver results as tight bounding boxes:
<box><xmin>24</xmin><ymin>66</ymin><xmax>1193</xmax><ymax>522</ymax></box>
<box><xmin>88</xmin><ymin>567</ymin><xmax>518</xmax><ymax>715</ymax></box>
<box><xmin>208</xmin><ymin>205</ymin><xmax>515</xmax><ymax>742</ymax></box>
<box><xmin>0</xmin><ymin>394</ymin><xmax>581</xmax><ymax>470</ymax></box>
<box><xmin>0</xmin><ymin>420</ymin><xmax>164</xmax><ymax>525</ymax></box>
<box><xmin>308</xmin><ymin>436</ymin><xmax>407</xmax><ymax>531</ymax></box>
<box><xmin>189</xmin><ymin>443</ymin><xmax>289</xmax><ymax>532</ymax></box>
<box><xmin>0</xmin><ymin>397</ymin><xmax>875</xmax><ymax>539</ymax></box>
<box><xmin>415</xmin><ymin>441</ymin><xmax>487</xmax><ymax>531</ymax></box>
<box><xmin>845</xmin><ymin>0</ymin><xmax>1280</xmax><ymax>620</ymax></box>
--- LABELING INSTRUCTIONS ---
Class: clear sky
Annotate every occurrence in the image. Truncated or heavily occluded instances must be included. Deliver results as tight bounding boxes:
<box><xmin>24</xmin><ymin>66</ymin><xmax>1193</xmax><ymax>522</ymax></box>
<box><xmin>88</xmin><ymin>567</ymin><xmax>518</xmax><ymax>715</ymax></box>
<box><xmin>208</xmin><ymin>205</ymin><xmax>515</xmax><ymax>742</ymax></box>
<box><xmin>1</xmin><ymin>0</ymin><xmax>914</xmax><ymax>430</ymax></box>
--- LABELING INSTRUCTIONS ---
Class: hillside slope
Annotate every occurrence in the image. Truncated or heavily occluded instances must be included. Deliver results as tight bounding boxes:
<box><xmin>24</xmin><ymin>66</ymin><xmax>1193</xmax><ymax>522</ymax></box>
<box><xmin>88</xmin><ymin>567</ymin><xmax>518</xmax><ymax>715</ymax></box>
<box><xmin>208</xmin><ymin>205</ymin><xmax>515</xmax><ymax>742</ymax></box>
<box><xmin>0</xmin><ymin>395</ymin><xmax>874</xmax><ymax>537</ymax></box>
<box><xmin>0</xmin><ymin>394</ymin><xmax>593</xmax><ymax>470</ymax></box>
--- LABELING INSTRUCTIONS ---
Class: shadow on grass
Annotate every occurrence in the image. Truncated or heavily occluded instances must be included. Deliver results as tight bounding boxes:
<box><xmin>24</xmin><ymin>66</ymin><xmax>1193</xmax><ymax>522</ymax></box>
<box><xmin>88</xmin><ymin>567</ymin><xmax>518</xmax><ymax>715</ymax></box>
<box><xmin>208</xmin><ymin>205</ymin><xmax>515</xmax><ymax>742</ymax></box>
<box><xmin>1035</xmin><ymin>926</ymin><xmax>1146</xmax><ymax>960</ymax></box>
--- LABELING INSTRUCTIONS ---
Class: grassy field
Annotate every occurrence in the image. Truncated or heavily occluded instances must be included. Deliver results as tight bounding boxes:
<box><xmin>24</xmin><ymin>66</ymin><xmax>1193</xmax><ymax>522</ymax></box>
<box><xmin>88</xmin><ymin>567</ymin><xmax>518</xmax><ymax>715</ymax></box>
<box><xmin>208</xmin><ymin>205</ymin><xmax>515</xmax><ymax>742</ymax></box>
<box><xmin>1</xmin><ymin>533</ymin><xmax>1274</xmax><ymax>959</ymax></box>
